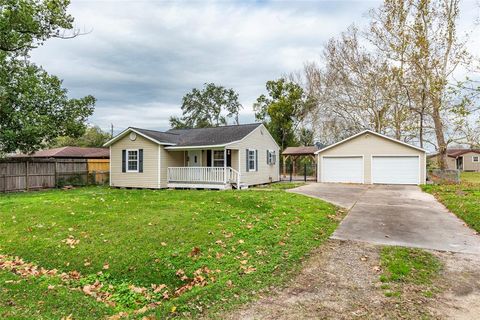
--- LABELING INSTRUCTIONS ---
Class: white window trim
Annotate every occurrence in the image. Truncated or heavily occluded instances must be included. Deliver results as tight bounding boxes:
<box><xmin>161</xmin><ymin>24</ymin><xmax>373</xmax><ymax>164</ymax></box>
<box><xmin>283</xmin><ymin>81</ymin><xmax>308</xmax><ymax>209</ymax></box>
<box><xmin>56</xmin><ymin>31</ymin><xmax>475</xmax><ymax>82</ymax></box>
<box><xmin>267</xmin><ymin>150</ymin><xmax>276</xmax><ymax>165</ymax></box>
<box><xmin>126</xmin><ymin>149</ymin><xmax>139</xmax><ymax>173</ymax></box>
<box><xmin>473</xmin><ymin>155</ymin><xmax>479</xmax><ymax>163</ymax></box>
<box><xmin>248</xmin><ymin>149</ymin><xmax>256</xmax><ymax>172</ymax></box>
<box><xmin>213</xmin><ymin>150</ymin><xmax>225</xmax><ymax>168</ymax></box>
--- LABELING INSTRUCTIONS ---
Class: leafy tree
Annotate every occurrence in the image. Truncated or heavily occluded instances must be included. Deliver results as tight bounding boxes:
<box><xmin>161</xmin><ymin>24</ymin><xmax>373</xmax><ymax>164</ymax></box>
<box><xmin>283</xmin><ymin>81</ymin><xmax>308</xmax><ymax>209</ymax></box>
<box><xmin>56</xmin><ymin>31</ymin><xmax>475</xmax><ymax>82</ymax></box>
<box><xmin>169</xmin><ymin>83</ymin><xmax>242</xmax><ymax>128</ymax></box>
<box><xmin>51</xmin><ymin>125</ymin><xmax>111</xmax><ymax>148</ymax></box>
<box><xmin>297</xmin><ymin>127</ymin><xmax>314</xmax><ymax>146</ymax></box>
<box><xmin>253</xmin><ymin>79</ymin><xmax>315</xmax><ymax>151</ymax></box>
<box><xmin>0</xmin><ymin>0</ymin><xmax>95</xmax><ymax>156</ymax></box>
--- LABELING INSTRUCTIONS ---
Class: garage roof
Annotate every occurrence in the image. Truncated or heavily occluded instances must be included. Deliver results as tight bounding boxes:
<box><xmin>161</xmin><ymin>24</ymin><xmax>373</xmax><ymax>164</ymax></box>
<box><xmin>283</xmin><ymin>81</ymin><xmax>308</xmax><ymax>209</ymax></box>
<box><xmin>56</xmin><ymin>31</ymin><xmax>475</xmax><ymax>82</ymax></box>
<box><xmin>315</xmin><ymin>130</ymin><xmax>426</xmax><ymax>154</ymax></box>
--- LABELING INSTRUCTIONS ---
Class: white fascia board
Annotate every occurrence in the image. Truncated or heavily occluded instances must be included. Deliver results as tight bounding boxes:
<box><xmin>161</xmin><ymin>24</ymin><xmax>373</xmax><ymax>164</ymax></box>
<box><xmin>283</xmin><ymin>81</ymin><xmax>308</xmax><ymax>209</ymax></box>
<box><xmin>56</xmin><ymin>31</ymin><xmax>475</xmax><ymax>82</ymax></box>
<box><xmin>315</xmin><ymin>130</ymin><xmax>426</xmax><ymax>154</ymax></box>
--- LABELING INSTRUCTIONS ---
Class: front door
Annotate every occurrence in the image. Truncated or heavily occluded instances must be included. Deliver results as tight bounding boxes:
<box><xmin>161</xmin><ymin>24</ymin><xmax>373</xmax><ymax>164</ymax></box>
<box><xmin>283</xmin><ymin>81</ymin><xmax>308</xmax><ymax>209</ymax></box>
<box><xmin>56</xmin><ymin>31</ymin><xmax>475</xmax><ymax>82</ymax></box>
<box><xmin>188</xmin><ymin>150</ymin><xmax>201</xmax><ymax>167</ymax></box>
<box><xmin>456</xmin><ymin>157</ymin><xmax>463</xmax><ymax>171</ymax></box>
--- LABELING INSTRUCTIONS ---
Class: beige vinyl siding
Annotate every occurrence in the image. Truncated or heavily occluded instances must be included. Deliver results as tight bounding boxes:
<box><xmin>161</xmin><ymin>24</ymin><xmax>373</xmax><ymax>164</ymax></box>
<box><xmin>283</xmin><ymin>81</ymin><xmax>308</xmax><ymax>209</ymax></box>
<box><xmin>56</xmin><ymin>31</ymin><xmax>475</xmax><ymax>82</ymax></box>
<box><xmin>461</xmin><ymin>152</ymin><xmax>480</xmax><ymax>172</ymax></box>
<box><xmin>317</xmin><ymin>132</ymin><xmax>426</xmax><ymax>184</ymax></box>
<box><xmin>159</xmin><ymin>149</ymin><xmax>184</xmax><ymax>188</ymax></box>
<box><xmin>110</xmin><ymin>134</ymin><xmax>159</xmax><ymax>188</ymax></box>
<box><xmin>447</xmin><ymin>156</ymin><xmax>456</xmax><ymax>170</ymax></box>
<box><xmin>229</xmin><ymin>124</ymin><xmax>280</xmax><ymax>186</ymax></box>
<box><xmin>230</xmin><ymin>149</ymin><xmax>239</xmax><ymax>171</ymax></box>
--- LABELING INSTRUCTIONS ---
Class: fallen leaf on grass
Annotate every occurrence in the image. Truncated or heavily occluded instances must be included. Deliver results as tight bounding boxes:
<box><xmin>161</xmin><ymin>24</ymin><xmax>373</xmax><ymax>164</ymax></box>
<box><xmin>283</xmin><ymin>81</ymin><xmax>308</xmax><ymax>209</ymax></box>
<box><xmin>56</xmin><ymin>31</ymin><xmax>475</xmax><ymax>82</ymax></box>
<box><xmin>103</xmin><ymin>263</ymin><xmax>109</xmax><ymax>270</ymax></box>
<box><xmin>189</xmin><ymin>247</ymin><xmax>201</xmax><ymax>257</ymax></box>
<box><xmin>61</xmin><ymin>236</ymin><xmax>80</xmax><ymax>248</ymax></box>
<box><xmin>240</xmin><ymin>265</ymin><xmax>256</xmax><ymax>274</ymax></box>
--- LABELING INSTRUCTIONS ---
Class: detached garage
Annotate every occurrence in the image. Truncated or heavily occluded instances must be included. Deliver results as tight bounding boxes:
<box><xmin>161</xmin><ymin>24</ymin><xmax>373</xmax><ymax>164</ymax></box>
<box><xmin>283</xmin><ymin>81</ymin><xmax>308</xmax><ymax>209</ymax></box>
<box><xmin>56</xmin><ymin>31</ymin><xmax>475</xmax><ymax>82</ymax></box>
<box><xmin>316</xmin><ymin>130</ymin><xmax>426</xmax><ymax>185</ymax></box>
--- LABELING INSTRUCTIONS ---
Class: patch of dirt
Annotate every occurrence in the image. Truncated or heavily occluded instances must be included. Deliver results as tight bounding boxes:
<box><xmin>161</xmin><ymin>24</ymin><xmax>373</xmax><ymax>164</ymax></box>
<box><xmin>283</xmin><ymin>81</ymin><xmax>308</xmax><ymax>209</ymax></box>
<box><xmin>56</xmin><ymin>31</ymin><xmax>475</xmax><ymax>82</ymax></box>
<box><xmin>222</xmin><ymin>240</ymin><xmax>480</xmax><ymax>320</ymax></box>
<box><xmin>430</xmin><ymin>251</ymin><xmax>480</xmax><ymax>320</ymax></box>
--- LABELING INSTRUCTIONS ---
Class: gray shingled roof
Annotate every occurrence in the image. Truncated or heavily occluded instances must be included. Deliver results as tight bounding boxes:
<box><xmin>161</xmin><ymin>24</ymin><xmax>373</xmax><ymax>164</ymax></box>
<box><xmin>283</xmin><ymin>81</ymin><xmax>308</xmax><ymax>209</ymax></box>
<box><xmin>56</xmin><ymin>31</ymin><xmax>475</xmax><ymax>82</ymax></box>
<box><xmin>12</xmin><ymin>147</ymin><xmax>109</xmax><ymax>158</ymax></box>
<box><xmin>131</xmin><ymin>128</ymin><xmax>180</xmax><ymax>144</ymax></box>
<box><xmin>132</xmin><ymin>123</ymin><xmax>261</xmax><ymax>147</ymax></box>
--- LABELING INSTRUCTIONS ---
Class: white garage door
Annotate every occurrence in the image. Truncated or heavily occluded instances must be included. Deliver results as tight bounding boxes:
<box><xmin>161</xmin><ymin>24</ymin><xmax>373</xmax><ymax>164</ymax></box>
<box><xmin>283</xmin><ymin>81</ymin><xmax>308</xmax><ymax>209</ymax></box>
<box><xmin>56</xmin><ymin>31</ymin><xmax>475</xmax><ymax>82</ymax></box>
<box><xmin>372</xmin><ymin>156</ymin><xmax>419</xmax><ymax>185</ymax></box>
<box><xmin>322</xmin><ymin>156</ymin><xmax>363</xmax><ymax>183</ymax></box>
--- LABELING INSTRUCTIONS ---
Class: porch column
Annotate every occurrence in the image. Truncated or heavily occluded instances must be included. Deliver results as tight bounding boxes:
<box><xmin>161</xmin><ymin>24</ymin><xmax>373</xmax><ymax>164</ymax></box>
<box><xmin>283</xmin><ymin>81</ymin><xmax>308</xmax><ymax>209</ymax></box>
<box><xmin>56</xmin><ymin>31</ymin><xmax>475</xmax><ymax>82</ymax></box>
<box><xmin>224</xmin><ymin>148</ymin><xmax>227</xmax><ymax>184</ymax></box>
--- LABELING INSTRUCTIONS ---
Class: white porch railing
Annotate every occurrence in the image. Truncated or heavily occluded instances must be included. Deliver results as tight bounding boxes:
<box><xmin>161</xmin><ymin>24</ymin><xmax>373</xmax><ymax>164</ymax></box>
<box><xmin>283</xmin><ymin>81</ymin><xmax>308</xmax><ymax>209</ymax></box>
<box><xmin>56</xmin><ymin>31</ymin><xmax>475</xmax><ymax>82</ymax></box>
<box><xmin>167</xmin><ymin>167</ymin><xmax>240</xmax><ymax>185</ymax></box>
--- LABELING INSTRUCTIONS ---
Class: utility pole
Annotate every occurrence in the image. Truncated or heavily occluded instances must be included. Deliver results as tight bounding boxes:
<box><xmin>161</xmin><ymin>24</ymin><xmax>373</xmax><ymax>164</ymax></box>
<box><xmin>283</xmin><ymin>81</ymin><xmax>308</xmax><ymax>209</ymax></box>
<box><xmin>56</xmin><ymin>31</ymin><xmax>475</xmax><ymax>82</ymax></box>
<box><xmin>110</xmin><ymin>123</ymin><xmax>114</xmax><ymax>138</ymax></box>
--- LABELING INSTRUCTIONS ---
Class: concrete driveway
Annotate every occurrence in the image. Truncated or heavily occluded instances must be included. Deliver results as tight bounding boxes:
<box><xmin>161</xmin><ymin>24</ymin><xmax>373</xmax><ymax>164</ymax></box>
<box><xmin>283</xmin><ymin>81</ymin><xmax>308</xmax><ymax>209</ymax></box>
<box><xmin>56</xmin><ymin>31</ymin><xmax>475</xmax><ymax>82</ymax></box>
<box><xmin>290</xmin><ymin>183</ymin><xmax>480</xmax><ymax>255</ymax></box>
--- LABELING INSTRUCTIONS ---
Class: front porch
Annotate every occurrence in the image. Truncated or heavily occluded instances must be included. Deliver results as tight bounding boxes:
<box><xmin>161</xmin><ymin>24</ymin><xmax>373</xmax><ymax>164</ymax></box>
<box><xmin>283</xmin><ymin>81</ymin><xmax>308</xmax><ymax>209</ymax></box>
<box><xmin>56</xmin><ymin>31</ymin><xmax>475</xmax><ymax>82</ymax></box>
<box><xmin>165</xmin><ymin>148</ymin><xmax>242</xmax><ymax>189</ymax></box>
<box><xmin>167</xmin><ymin>167</ymin><xmax>240</xmax><ymax>189</ymax></box>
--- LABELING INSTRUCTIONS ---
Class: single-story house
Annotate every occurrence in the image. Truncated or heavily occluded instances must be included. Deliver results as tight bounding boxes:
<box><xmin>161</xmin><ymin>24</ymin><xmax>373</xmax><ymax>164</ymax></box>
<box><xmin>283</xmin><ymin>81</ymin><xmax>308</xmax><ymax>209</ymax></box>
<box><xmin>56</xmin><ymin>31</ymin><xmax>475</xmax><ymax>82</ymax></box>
<box><xmin>103</xmin><ymin>123</ymin><xmax>280</xmax><ymax>189</ymax></box>
<box><xmin>428</xmin><ymin>149</ymin><xmax>480</xmax><ymax>172</ymax></box>
<box><xmin>315</xmin><ymin>130</ymin><xmax>426</xmax><ymax>185</ymax></box>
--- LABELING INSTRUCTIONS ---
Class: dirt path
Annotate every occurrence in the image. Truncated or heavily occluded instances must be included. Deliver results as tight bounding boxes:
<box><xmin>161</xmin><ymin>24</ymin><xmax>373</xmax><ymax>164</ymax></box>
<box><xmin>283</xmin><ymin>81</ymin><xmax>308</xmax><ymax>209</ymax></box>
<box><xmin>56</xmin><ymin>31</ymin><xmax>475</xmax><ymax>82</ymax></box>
<box><xmin>222</xmin><ymin>240</ymin><xmax>480</xmax><ymax>320</ymax></box>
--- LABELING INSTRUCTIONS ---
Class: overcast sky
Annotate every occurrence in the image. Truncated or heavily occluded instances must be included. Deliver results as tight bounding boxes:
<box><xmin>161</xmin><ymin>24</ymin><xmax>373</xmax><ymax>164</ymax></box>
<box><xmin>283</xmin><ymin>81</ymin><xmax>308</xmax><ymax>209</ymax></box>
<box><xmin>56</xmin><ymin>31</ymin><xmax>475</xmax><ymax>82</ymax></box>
<box><xmin>30</xmin><ymin>0</ymin><xmax>479</xmax><ymax>133</ymax></box>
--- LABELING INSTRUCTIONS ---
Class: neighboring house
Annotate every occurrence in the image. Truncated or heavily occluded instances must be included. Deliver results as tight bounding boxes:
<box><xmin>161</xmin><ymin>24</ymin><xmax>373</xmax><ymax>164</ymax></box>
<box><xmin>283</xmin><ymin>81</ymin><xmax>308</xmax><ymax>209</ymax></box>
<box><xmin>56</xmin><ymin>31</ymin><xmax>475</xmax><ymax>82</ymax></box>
<box><xmin>315</xmin><ymin>130</ymin><xmax>426</xmax><ymax>185</ymax></box>
<box><xmin>11</xmin><ymin>146</ymin><xmax>110</xmax><ymax>159</ymax></box>
<box><xmin>104</xmin><ymin>123</ymin><xmax>280</xmax><ymax>190</ymax></box>
<box><xmin>428</xmin><ymin>149</ymin><xmax>480</xmax><ymax>172</ymax></box>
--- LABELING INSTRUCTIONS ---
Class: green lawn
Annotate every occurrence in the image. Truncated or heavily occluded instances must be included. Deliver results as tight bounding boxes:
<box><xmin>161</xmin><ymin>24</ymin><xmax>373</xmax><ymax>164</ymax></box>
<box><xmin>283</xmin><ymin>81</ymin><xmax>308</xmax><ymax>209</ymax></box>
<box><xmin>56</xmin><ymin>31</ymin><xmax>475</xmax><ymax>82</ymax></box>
<box><xmin>379</xmin><ymin>247</ymin><xmax>442</xmax><ymax>298</ymax></box>
<box><xmin>461</xmin><ymin>171</ymin><xmax>480</xmax><ymax>184</ymax></box>
<box><xmin>0</xmin><ymin>186</ymin><xmax>340</xmax><ymax>319</ymax></box>
<box><xmin>422</xmin><ymin>172</ymin><xmax>480</xmax><ymax>233</ymax></box>
<box><xmin>253</xmin><ymin>181</ymin><xmax>306</xmax><ymax>190</ymax></box>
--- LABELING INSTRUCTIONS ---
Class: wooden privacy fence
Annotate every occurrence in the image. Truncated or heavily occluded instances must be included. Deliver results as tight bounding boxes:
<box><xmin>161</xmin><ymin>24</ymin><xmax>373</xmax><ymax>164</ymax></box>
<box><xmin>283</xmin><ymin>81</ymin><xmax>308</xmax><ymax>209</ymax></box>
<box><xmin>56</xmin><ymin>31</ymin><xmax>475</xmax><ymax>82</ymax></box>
<box><xmin>0</xmin><ymin>158</ymin><xmax>110</xmax><ymax>193</ymax></box>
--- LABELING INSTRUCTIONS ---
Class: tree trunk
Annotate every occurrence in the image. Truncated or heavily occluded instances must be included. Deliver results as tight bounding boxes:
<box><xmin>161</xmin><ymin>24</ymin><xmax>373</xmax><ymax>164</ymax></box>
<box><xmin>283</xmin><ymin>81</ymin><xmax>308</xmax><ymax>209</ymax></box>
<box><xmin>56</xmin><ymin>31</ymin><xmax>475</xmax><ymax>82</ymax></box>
<box><xmin>432</xmin><ymin>105</ymin><xmax>447</xmax><ymax>169</ymax></box>
<box><xmin>419</xmin><ymin>111</ymin><xmax>424</xmax><ymax>149</ymax></box>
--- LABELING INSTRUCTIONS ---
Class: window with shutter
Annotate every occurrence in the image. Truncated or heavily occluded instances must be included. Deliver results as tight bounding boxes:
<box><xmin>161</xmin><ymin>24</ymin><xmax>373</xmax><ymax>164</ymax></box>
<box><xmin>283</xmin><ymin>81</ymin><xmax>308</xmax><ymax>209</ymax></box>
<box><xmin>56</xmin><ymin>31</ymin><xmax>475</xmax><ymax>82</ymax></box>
<box><xmin>247</xmin><ymin>149</ymin><xmax>256</xmax><ymax>171</ymax></box>
<box><xmin>126</xmin><ymin>149</ymin><xmax>139</xmax><ymax>172</ymax></box>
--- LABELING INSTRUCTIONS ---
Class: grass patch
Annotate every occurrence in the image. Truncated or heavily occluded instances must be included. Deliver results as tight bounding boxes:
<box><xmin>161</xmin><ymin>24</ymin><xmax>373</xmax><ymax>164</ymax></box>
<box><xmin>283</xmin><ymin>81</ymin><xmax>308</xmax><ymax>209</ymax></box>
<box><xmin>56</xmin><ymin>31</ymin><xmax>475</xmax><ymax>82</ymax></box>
<box><xmin>379</xmin><ymin>247</ymin><xmax>441</xmax><ymax>298</ymax></box>
<box><xmin>254</xmin><ymin>182</ymin><xmax>306</xmax><ymax>190</ymax></box>
<box><xmin>422</xmin><ymin>175</ymin><xmax>480</xmax><ymax>233</ymax></box>
<box><xmin>461</xmin><ymin>172</ymin><xmax>480</xmax><ymax>184</ymax></box>
<box><xmin>0</xmin><ymin>186</ymin><xmax>340</xmax><ymax>319</ymax></box>
<box><xmin>0</xmin><ymin>270</ymin><xmax>114</xmax><ymax>319</ymax></box>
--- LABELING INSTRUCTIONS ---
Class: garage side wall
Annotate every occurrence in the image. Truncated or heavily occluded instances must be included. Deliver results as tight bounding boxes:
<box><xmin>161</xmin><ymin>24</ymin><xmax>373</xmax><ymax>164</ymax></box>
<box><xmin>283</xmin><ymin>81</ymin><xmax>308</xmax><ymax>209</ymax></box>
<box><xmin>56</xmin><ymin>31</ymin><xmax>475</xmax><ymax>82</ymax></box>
<box><xmin>317</xmin><ymin>133</ymin><xmax>426</xmax><ymax>184</ymax></box>
<box><xmin>110</xmin><ymin>135</ymin><xmax>159</xmax><ymax>188</ymax></box>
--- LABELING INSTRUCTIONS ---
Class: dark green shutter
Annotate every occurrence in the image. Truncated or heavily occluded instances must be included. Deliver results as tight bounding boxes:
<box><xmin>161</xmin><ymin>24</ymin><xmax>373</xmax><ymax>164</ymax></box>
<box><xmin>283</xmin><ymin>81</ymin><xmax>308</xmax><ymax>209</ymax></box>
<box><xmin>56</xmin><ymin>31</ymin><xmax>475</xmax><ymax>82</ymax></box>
<box><xmin>122</xmin><ymin>150</ymin><xmax>126</xmax><ymax>172</ymax></box>
<box><xmin>255</xmin><ymin>149</ymin><xmax>258</xmax><ymax>171</ymax></box>
<box><xmin>246</xmin><ymin>149</ymin><xmax>249</xmax><ymax>172</ymax></box>
<box><xmin>207</xmin><ymin>150</ymin><xmax>212</xmax><ymax>167</ymax></box>
<box><xmin>139</xmin><ymin>149</ymin><xmax>143</xmax><ymax>172</ymax></box>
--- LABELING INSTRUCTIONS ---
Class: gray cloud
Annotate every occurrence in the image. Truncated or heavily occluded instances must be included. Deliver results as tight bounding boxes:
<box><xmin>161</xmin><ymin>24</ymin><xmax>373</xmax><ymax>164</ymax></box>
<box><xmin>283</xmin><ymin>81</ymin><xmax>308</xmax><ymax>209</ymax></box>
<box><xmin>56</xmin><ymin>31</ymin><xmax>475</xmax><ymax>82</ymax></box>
<box><xmin>32</xmin><ymin>0</ymin><xmax>478</xmax><ymax>134</ymax></box>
